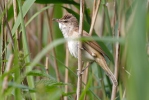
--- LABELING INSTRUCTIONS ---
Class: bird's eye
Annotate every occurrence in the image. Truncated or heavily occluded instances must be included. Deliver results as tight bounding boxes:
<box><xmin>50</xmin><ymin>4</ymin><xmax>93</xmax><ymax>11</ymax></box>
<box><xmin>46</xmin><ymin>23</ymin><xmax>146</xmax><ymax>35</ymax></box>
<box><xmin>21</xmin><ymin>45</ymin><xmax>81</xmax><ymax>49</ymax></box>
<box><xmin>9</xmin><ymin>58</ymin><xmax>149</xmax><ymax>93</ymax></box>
<box><xmin>64</xmin><ymin>20</ymin><xmax>68</xmax><ymax>23</ymax></box>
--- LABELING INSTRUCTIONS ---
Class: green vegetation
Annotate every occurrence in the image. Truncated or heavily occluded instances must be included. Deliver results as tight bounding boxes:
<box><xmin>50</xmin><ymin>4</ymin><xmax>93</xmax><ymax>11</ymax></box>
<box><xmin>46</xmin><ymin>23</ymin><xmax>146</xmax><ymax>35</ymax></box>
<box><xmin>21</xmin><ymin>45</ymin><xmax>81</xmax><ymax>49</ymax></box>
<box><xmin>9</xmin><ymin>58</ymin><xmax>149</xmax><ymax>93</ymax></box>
<box><xmin>0</xmin><ymin>0</ymin><xmax>149</xmax><ymax>100</ymax></box>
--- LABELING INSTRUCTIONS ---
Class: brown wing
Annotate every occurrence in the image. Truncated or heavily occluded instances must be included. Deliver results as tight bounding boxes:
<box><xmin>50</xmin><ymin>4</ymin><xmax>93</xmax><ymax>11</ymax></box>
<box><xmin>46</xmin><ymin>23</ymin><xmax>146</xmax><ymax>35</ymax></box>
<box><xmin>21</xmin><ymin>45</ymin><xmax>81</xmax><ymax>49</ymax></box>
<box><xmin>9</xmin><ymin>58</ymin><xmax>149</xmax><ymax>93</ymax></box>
<box><xmin>82</xmin><ymin>31</ymin><xmax>109</xmax><ymax>58</ymax></box>
<box><xmin>82</xmin><ymin>31</ymin><xmax>118</xmax><ymax>86</ymax></box>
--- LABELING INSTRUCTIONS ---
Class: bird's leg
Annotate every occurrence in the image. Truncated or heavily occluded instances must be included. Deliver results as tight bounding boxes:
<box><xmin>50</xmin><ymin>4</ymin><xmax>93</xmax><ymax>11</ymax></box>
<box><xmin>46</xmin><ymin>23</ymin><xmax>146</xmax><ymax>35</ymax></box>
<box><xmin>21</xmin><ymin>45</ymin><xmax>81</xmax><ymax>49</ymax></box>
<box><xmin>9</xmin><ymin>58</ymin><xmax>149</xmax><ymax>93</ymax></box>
<box><xmin>76</xmin><ymin>46</ymin><xmax>85</xmax><ymax>76</ymax></box>
<box><xmin>77</xmin><ymin>61</ymin><xmax>84</xmax><ymax>76</ymax></box>
<box><xmin>81</xmin><ymin>62</ymin><xmax>93</xmax><ymax>74</ymax></box>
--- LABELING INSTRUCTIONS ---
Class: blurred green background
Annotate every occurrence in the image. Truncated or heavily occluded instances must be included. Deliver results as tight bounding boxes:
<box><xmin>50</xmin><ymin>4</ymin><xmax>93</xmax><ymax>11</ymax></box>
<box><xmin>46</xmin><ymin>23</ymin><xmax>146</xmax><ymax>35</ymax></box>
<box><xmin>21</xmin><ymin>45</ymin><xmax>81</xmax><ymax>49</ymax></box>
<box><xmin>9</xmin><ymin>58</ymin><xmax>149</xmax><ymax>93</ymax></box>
<box><xmin>0</xmin><ymin>0</ymin><xmax>149</xmax><ymax>100</ymax></box>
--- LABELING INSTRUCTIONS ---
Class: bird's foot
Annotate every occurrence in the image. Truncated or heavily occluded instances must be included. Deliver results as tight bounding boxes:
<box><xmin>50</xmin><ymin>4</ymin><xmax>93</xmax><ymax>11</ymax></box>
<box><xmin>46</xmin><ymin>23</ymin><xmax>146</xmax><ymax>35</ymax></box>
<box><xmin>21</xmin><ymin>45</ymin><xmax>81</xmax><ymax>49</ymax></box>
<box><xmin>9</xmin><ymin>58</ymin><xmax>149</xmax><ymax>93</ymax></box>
<box><xmin>77</xmin><ymin>69</ymin><xmax>84</xmax><ymax>76</ymax></box>
<box><xmin>77</xmin><ymin>66</ymin><xmax>88</xmax><ymax>76</ymax></box>
<box><xmin>81</xmin><ymin>62</ymin><xmax>93</xmax><ymax>73</ymax></box>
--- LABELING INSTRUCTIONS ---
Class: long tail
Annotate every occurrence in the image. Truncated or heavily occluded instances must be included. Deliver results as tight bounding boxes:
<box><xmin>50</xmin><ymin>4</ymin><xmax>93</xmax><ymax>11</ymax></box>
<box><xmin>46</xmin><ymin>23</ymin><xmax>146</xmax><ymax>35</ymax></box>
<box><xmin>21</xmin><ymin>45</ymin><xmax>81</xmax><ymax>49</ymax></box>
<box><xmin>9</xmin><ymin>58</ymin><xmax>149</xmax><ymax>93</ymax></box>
<box><xmin>95</xmin><ymin>56</ymin><xmax>118</xmax><ymax>86</ymax></box>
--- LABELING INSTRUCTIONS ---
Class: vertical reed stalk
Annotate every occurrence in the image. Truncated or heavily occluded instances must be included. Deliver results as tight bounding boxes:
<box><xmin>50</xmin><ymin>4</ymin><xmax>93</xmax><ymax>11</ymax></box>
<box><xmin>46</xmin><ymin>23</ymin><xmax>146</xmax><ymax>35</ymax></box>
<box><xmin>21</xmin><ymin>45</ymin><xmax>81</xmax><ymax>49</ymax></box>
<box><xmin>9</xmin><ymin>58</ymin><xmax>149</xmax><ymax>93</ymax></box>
<box><xmin>64</xmin><ymin>44</ymin><xmax>69</xmax><ymax>100</ymax></box>
<box><xmin>77</xmin><ymin>0</ymin><xmax>84</xmax><ymax>99</ymax></box>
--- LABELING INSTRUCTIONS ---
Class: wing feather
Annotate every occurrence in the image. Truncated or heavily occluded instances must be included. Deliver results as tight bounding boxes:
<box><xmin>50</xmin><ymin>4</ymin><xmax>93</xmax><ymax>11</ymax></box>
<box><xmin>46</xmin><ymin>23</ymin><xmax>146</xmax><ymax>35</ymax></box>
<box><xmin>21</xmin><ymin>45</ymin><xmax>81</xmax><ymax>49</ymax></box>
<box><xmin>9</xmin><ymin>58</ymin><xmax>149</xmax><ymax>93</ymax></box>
<box><xmin>82</xmin><ymin>31</ymin><xmax>108</xmax><ymax>58</ymax></box>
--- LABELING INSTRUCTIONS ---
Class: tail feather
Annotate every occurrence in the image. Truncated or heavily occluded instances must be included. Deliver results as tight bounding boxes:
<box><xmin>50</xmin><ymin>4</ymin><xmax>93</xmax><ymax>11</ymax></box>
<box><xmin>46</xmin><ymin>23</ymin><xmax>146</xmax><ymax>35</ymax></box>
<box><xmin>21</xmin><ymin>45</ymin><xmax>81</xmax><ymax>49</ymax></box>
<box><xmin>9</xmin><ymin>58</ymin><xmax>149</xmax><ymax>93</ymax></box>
<box><xmin>82</xmin><ymin>42</ymin><xmax>118</xmax><ymax>86</ymax></box>
<box><xmin>95</xmin><ymin>57</ymin><xmax>118</xmax><ymax>87</ymax></box>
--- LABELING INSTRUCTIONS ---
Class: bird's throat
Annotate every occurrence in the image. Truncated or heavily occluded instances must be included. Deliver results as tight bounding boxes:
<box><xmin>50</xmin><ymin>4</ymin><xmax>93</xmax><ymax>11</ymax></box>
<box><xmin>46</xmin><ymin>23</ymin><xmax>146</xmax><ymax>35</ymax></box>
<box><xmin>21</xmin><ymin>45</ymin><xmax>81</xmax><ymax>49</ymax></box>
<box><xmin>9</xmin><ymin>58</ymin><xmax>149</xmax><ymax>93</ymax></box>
<box><xmin>59</xmin><ymin>23</ymin><xmax>71</xmax><ymax>38</ymax></box>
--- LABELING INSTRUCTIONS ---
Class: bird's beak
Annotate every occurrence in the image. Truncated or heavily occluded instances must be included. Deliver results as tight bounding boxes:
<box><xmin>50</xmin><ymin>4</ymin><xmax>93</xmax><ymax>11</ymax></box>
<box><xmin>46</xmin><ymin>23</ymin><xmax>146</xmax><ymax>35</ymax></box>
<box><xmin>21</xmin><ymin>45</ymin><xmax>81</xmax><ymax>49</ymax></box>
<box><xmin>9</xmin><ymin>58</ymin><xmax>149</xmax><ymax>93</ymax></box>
<box><xmin>52</xmin><ymin>18</ymin><xmax>59</xmax><ymax>22</ymax></box>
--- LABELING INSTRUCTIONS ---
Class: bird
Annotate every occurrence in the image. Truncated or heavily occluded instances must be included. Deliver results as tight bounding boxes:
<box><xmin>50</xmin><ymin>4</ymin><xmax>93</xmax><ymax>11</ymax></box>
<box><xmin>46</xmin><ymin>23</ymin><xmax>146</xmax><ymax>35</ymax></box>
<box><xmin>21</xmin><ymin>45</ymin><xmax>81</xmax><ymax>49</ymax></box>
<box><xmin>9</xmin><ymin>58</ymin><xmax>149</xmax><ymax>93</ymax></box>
<box><xmin>53</xmin><ymin>13</ymin><xmax>118</xmax><ymax>86</ymax></box>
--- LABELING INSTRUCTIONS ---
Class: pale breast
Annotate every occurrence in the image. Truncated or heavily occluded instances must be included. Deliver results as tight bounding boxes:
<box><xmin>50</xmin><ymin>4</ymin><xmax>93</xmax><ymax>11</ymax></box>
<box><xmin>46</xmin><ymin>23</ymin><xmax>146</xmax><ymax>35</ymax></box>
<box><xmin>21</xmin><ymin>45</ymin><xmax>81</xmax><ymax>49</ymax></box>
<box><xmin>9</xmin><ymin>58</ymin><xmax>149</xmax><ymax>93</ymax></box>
<box><xmin>67</xmin><ymin>41</ymin><xmax>94</xmax><ymax>61</ymax></box>
<box><xmin>68</xmin><ymin>41</ymin><xmax>78</xmax><ymax>58</ymax></box>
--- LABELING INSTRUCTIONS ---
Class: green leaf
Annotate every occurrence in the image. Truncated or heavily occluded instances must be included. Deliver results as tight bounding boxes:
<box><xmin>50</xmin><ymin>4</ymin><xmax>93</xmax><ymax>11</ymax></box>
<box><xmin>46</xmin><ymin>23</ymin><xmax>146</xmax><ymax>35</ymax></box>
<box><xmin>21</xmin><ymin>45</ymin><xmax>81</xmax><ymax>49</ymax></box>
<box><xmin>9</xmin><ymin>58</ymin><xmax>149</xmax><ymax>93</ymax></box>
<box><xmin>8</xmin><ymin>82</ymin><xmax>33</xmax><ymax>90</ymax></box>
<box><xmin>27</xmin><ymin>70</ymin><xmax>44</xmax><ymax>76</ymax></box>
<box><xmin>7</xmin><ymin>4</ymin><xmax>14</xmax><ymax>21</ymax></box>
<box><xmin>12</xmin><ymin>0</ymin><xmax>36</xmax><ymax>36</ymax></box>
<box><xmin>126</xmin><ymin>1</ymin><xmax>149</xmax><ymax>100</ymax></box>
<box><xmin>36</xmin><ymin>79</ymin><xmax>66</xmax><ymax>87</ymax></box>
<box><xmin>34</xmin><ymin>0</ymin><xmax>79</xmax><ymax>5</ymax></box>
